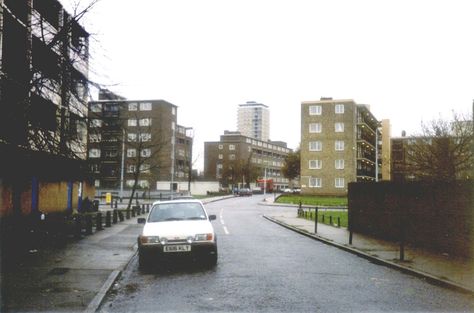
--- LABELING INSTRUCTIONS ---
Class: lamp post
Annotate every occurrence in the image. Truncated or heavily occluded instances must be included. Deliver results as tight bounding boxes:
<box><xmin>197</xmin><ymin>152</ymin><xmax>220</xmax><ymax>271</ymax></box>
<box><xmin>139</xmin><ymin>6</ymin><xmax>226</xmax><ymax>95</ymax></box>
<box><xmin>170</xmin><ymin>123</ymin><xmax>176</xmax><ymax>200</ymax></box>
<box><xmin>120</xmin><ymin>128</ymin><xmax>125</xmax><ymax>201</ymax></box>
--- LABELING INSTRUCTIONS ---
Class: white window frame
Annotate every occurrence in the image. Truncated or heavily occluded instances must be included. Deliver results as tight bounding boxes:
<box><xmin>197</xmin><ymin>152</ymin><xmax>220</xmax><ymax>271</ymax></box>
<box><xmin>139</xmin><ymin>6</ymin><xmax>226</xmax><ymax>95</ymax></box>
<box><xmin>309</xmin><ymin>160</ymin><xmax>322</xmax><ymax>169</ymax></box>
<box><xmin>335</xmin><ymin>122</ymin><xmax>344</xmax><ymax>132</ymax></box>
<box><xmin>229</xmin><ymin>144</ymin><xmax>235</xmax><ymax>151</ymax></box>
<box><xmin>309</xmin><ymin>105</ymin><xmax>322</xmax><ymax>115</ymax></box>
<box><xmin>309</xmin><ymin>141</ymin><xmax>322</xmax><ymax>151</ymax></box>
<box><xmin>90</xmin><ymin>103</ymin><xmax>102</xmax><ymax>112</ymax></box>
<box><xmin>128</xmin><ymin>133</ymin><xmax>137</xmax><ymax>142</ymax></box>
<box><xmin>139</xmin><ymin>133</ymin><xmax>151</xmax><ymax>142</ymax></box>
<box><xmin>88</xmin><ymin>148</ymin><xmax>100</xmax><ymax>158</ymax></box>
<box><xmin>127</xmin><ymin>149</ymin><xmax>136</xmax><ymax>157</ymax></box>
<box><xmin>218</xmin><ymin>154</ymin><xmax>223</xmax><ymax>160</ymax></box>
<box><xmin>335</xmin><ymin>159</ymin><xmax>345</xmax><ymax>169</ymax></box>
<box><xmin>127</xmin><ymin>164</ymin><xmax>136</xmax><ymax>173</ymax></box>
<box><xmin>139</xmin><ymin>118</ymin><xmax>151</xmax><ymax>126</ymax></box>
<box><xmin>141</xmin><ymin>148</ymin><xmax>151</xmax><ymax>157</ymax></box>
<box><xmin>139</xmin><ymin>102</ymin><xmax>152</xmax><ymax>111</ymax></box>
<box><xmin>309</xmin><ymin>123</ymin><xmax>322</xmax><ymax>133</ymax></box>
<box><xmin>309</xmin><ymin>177</ymin><xmax>322</xmax><ymax>188</ymax></box>
<box><xmin>90</xmin><ymin>119</ymin><xmax>102</xmax><ymax>127</ymax></box>
<box><xmin>128</xmin><ymin>119</ymin><xmax>137</xmax><ymax>126</ymax></box>
<box><xmin>335</xmin><ymin>140</ymin><xmax>345</xmax><ymax>151</ymax></box>
<box><xmin>128</xmin><ymin>102</ymin><xmax>138</xmax><ymax>111</ymax></box>
<box><xmin>335</xmin><ymin>177</ymin><xmax>345</xmax><ymax>188</ymax></box>
<box><xmin>335</xmin><ymin>104</ymin><xmax>345</xmax><ymax>114</ymax></box>
<box><xmin>89</xmin><ymin>134</ymin><xmax>101</xmax><ymax>143</ymax></box>
<box><xmin>140</xmin><ymin>164</ymin><xmax>150</xmax><ymax>173</ymax></box>
<box><xmin>218</xmin><ymin>144</ymin><xmax>223</xmax><ymax>150</ymax></box>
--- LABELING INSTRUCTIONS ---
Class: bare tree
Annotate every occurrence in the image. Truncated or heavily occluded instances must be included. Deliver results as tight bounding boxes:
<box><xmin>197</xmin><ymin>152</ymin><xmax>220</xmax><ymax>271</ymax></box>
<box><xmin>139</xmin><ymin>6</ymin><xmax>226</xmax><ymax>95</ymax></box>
<box><xmin>123</xmin><ymin>112</ymin><xmax>170</xmax><ymax>210</ymax></box>
<box><xmin>406</xmin><ymin>112</ymin><xmax>473</xmax><ymax>181</ymax></box>
<box><xmin>1</xmin><ymin>0</ymin><xmax>101</xmax><ymax>161</ymax></box>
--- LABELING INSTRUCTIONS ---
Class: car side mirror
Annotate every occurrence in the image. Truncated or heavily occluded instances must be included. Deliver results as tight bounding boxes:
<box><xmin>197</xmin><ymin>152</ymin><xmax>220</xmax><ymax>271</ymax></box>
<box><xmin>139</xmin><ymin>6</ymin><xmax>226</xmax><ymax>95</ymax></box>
<box><xmin>137</xmin><ymin>217</ymin><xmax>146</xmax><ymax>224</ymax></box>
<box><xmin>208</xmin><ymin>215</ymin><xmax>217</xmax><ymax>221</ymax></box>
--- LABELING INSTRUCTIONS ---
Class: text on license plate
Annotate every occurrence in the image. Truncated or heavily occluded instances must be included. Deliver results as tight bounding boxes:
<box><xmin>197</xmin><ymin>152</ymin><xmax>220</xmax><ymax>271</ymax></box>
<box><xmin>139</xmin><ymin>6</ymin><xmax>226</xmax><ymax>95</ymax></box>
<box><xmin>163</xmin><ymin>245</ymin><xmax>191</xmax><ymax>253</ymax></box>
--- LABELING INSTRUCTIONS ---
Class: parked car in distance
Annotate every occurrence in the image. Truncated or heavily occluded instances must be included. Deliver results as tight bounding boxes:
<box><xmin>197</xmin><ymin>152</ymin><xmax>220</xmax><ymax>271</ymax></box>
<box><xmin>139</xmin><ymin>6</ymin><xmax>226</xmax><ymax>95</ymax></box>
<box><xmin>137</xmin><ymin>199</ymin><xmax>218</xmax><ymax>269</ymax></box>
<box><xmin>292</xmin><ymin>188</ymin><xmax>301</xmax><ymax>194</ymax></box>
<box><xmin>283</xmin><ymin>188</ymin><xmax>292</xmax><ymax>193</ymax></box>
<box><xmin>238</xmin><ymin>188</ymin><xmax>253</xmax><ymax>196</ymax></box>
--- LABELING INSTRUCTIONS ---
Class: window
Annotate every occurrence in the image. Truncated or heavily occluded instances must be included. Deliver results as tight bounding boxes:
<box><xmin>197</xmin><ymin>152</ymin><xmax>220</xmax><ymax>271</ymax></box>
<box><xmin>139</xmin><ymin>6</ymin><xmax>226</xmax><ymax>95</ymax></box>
<box><xmin>128</xmin><ymin>133</ymin><xmax>137</xmax><ymax>142</ymax></box>
<box><xmin>335</xmin><ymin>178</ymin><xmax>345</xmax><ymax>188</ymax></box>
<box><xmin>139</xmin><ymin>133</ymin><xmax>151</xmax><ymax>142</ymax></box>
<box><xmin>172</xmin><ymin>107</ymin><xmax>176</xmax><ymax>115</ymax></box>
<box><xmin>90</xmin><ymin>164</ymin><xmax>99</xmax><ymax>173</ymax></box>
<box><xmin>229</xmin><ymin>144</ymin><xmax>235</xmax><ymax>150</ymax></box>
<box><xmin>89</xmin><ymin>134</ymin><xmax>101</xmax><ymax>142</ymax></box>
<box><xmin>127</xmin><ymin>149</ymin><xmax>136</xmax><ymax>157</ymax></box>
<box><xmin>140</xmin><ymin>164</ymin><xmax>150</xmax><ymax>173</ymax></box>
<box><xmin>309</xmin><ymin>105</ymin><xmax>322</xmax><ymax>115</ymax></box>
<box><xmin>229</xmin><ymin>154</ymin><xmax>235</xmax><ymax>160</ymax></box>
<box><xmin>141</xmin><ymin>149</ymin><xmax>151</xmax><ymax>157</ymax></box>
<box><xmin>88</xmin><ymin>149</ymin><xmax>100</xmax><ymax>158</ymax></box>
<box><xmin>90</xmin><ymin>119</ymin><xmax>102</xmax><ymax>127</ymax></box>
<box><xmin>335</xmin><ymin>104</ymin><xmax>345</xmax><ymax>114</ymax></box>
<box><xmin>218</xmin><ymin>144</ymin><xmax>223</xmax><ymax>150</ymax></box>
<box><xmin>309</xmin><ymin>123</ymin><xmax>322</xmax><ymax>133</ymax></box>
<box><xmin>140</xmin><ymin>102</ymin><xmax>152</xmax><ymax>111</ymax></box>
<box><xmin>90</xmin><ymin>103</ymin><xmax>102</xmax><ymax>112</ymax></box>
<box><xmin>94</xmin><ymin>179</ymin><xmax>100</xmax><ymax>187</ymax></box>
<box><xmin>217</xmin><ymin>164</ymin><xmax>223</xmax><ymax>169</ymax></box>
<box><xmin>105</xmin><ymin>150</ymin><xmax>118</xmax><ymax>158</ymax></box>
<box><xmin>309</xmin><ymin>141</ymin><xmax>322</xmax><ymax>151</ymax></box>
<box><xmin>309</xmin><ymin>160</ymin><xmax>322</xmax><ymax>169</ymax></box>
<box><xmin>127</xmin><ymin>164</ymin><xmax>136</xmax><ymax>173</ymax></box>
<box><xmin>335</xmin><ymin>122</ymin><xmax>344</xmax><ymax>132</ymax></box>
<box><xmin>335</xmin><ymin>159</ymin><xmax>345</xmax><ymax>169</ymax></box>
<box><xmin>335</xmin><ymin>140</ymin><xmax>345</xmax><ymax>151</ymax></box>
<box><xmin>138</xmin><ymin>180</ymin><xmax>149</xmax><ymax>188</ymax></box>
<box><xmin>309</xmin><ymin>177</ymin><xmax>322</xmax><ymax>188</ymax></box>
<box><xmin>128</xmin><ymin>119</ymin><xmax>137</xmax><ymax>126</ymax></box>
<box><xmin>128</xmin><ymin>102</ymin><xmax>138</xmax><ymax>111</ymax></box>
<box><xmin>139</xmin><ymin>118</ymin><xmax>151</xmax><ymax>126</ymax></box>
<box><xmin>218</xmin><ymin>154</ymin><xmax>223</xmax><ymax>159</ymax></box>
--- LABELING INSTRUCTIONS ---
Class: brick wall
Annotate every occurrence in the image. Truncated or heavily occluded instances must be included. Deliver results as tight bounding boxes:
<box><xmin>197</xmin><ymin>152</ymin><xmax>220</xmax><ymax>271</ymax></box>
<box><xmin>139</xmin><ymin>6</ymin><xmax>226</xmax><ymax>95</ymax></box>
<box><xmin>348</xmin><ymin>181</ymin><xmax>474</xmax><ymax>258</ymax></box>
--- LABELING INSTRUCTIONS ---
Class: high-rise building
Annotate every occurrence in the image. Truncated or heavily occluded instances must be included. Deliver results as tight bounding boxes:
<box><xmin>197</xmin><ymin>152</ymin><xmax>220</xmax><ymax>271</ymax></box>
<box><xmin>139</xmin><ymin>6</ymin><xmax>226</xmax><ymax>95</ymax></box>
<box><xmin>300</xmin><ymin>98</ymin><xmax>385</xmax><ymax>196</ymax></box>
<box><xmin>237</xmin><ymin>101</ymin><xmax>270</xmax><ymax>141</ymax></box>
<box><xmin>88</xmin><ymin>90</ymin><xmax>192</xmax><ymax>194</ymax></box>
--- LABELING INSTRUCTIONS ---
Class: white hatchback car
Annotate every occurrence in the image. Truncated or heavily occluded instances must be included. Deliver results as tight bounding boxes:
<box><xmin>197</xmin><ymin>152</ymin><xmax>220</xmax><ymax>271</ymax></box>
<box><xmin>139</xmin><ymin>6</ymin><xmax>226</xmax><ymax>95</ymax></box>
<box><xmin>137</xmin><ymin>199</ymin><xmax>218</xmax><ymax>269</ymax></box>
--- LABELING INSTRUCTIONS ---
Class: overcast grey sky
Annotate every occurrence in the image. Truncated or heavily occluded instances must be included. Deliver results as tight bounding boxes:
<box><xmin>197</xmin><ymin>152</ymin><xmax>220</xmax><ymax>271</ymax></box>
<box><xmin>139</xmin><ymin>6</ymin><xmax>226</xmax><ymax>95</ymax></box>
<box><xmin>67</xmin><ymin>0</ymin><xmax>474</xmax><ymax>171</ymax></box>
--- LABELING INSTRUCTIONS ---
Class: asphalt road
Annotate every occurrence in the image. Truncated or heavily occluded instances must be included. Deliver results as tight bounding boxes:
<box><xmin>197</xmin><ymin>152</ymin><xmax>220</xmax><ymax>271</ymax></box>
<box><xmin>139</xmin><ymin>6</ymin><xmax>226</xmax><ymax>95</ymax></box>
<box><xmin>99</xmin><ymin>195</ymin><xmax>474</xmax><ymax>313</ymax></box>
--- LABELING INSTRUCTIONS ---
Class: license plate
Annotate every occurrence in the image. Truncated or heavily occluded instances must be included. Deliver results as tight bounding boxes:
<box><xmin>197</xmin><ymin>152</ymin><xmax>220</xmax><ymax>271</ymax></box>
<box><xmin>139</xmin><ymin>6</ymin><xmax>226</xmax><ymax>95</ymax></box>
<box><xmin>163</xmin><ymin>245</ymin><xmax>191</xmax><ymax>253</ymax></box>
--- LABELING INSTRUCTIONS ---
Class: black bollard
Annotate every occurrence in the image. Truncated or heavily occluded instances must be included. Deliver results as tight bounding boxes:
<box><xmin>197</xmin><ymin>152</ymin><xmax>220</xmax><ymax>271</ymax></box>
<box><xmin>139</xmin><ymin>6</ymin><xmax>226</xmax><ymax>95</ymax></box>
<box><xmin>314</xmin><ymin>208</ymin><xmax>318</xmax><ymax>234</ymax></box>
<box><xmin>96</xmin><ymin>213</ymin><xmax>103</xmax><ymax>231</ymax></box>
<box><xmin>337</xmin><ymin>217</ymin><xmax>341</xmax><ymax>227</ymax></box>
<box><xmin>105</xmin><ymin>211</ymin><xmax>111</xmax><ymax>227</ymax></box>
<box><xmin>126</xmin><ymin>209</ymin><xmax>130</xmax><ymax>219</ymax></box>
<box><xmin>113</xmin><ymin>209</ymin><xmax>118</xmax><ymax>224</ymax></box>
<box><xmin>329</xmin><ymin>216</ymin><xmax>333</xmax><ymax>225</ymax></box>
<box><xmin>119</xmin><ymin>210</ymin><xmax>124</xmax><ymax>222</ymax></box>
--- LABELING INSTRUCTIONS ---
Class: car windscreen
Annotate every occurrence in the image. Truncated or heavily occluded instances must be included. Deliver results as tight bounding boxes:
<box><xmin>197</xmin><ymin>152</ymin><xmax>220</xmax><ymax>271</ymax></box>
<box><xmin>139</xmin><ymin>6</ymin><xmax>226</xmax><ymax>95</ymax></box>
<box><xmin>148</xmin><ymin>202</ymin><xmax>207</xmax><ymax>222</ymax></box>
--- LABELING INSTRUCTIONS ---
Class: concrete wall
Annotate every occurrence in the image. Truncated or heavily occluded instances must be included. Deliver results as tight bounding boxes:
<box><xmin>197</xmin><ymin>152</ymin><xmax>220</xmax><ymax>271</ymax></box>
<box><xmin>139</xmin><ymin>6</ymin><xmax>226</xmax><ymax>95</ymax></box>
<box><xmin>348</xmin><ymin>181</ymin><xmax>474</xmax><ymax>258</ymax></box>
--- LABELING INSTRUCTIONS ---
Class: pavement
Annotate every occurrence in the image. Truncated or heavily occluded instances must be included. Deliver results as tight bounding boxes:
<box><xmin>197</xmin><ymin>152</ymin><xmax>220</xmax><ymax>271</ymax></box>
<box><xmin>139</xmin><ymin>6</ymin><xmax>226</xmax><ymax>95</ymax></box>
<box><xmin>261</xmin><ymin>197</ymin><xmax>474</xmax><ymax>295</ymax></box>
<box><xmin>0</xmin><ymin>196</ymin><xmax>233</xmax><ymax>313</ymax></box>
<box><xmin>1</xmin><ymin>195</ymin><xmax>472</xmax><ymax>313</ymax></box>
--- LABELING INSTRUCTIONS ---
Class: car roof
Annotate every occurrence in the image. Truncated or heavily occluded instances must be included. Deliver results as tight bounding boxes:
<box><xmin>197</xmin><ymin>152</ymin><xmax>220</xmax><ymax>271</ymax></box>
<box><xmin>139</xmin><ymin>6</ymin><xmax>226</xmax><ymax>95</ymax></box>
<box><xmin>151</xmin><ymin>199</ymin><xmax>204</xmax><ymax>206</ymax></box>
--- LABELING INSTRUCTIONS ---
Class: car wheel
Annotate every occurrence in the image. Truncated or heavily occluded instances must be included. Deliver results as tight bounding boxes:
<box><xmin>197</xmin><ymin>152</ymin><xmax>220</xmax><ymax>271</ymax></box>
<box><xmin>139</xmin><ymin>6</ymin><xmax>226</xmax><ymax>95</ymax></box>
<box><xmin>206</xmin><ymin>251</ymin><xmax>218</xmax><ymax>267</ymax></box>
<box><xmin>138</xmin><ymin>249</ymin><xmax>150</xmax><ymax>270</ymax></box>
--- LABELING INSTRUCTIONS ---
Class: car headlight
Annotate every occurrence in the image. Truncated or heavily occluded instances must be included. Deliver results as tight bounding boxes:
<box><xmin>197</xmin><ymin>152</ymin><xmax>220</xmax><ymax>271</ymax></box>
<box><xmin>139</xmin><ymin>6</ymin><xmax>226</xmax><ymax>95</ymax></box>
<box><xmin>140</xmin><ymin>236</ymin><xmax>160</xmax><ymax>244</ymax></box>
<box><xmin>194</xmin><ymin>233</ymin><xmax>213</xmax><ymax>241</ymax></box>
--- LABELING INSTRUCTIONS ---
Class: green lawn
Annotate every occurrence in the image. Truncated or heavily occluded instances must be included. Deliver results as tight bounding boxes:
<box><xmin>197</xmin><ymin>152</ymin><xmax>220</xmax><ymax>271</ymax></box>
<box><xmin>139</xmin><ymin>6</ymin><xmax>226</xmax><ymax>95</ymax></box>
<box><xmin>300</xmin><ymin>209</ymin><xmax>348</xmax><ymax>228</ymax></box>
<box><xmin>276</xmin><ymin>194</ymin><xmax>347</xmax><ymax>206</ymax></box>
